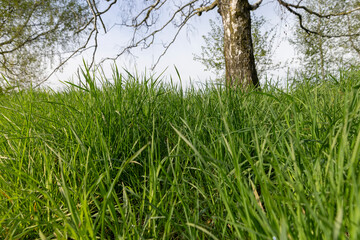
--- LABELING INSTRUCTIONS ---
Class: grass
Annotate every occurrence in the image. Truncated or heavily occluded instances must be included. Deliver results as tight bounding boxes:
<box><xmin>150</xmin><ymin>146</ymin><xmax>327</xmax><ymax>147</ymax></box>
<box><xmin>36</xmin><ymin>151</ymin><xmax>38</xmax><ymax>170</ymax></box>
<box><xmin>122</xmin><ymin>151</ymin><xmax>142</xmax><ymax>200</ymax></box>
<box><xmin>1</xmin><ymin>65</ymin><xmax>360</xmax><ymax>239</ymax></box>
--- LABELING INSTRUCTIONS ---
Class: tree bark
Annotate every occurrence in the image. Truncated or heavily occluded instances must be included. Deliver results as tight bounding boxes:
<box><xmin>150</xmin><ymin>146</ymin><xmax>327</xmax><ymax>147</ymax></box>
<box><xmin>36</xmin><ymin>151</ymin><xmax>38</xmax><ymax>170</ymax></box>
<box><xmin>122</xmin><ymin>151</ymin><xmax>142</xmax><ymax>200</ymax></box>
<box><xmin>218</xmin><ymin>0</ymin><xmax>260</xmax><ymax>88</ymax></box>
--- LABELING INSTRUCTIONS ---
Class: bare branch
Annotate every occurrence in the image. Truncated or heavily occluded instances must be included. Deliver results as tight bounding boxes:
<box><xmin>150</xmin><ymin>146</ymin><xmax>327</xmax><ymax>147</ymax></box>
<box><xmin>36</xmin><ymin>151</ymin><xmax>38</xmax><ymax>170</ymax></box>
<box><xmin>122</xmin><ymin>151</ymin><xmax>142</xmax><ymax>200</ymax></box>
<box><xmin>132</xmin><ymin>0</ymin><xmax>163</xmax><ymax>27</ymax></box>
<box><xmin>278</xmin><ymin>0</ymin><xmax>360</xmax><ymax>18</ymax></box>
<box><xmin>99</xmin><ymin>0</ymin><xmax>118</xmax><ymax>15</ymax></box>
<box><xmin>196</xmin><ymin>0</ymin><xmax>218</xmax><ymax>16</ymax></box>
<box><xmin>86</xmin><ymin>0</ymin><xmax>98</xmax><ymax>31</ymax></box>
<box><xmin>277</xmin><ymin>0</ymin><xmax>360</xmax><ymax>38</ymax></box>
<box><xmin>153</xmin><ymin>12</ymin><xmax>197</xmax><ymax>68</ymax></box>
<box><xmin>85</xmin><ymin>0</ymin><xmax>101</xmax><ymax>69</ymax></box>
<box><xmin>34</xmin><ymin>29</ymin><xmax>97</xmax><ymax>89</ymax></box>
<box><xmin>33</xmin><ymin>1</ymin><xmax>116</xmax><ymax>88</ymax></box>
<box><xmin>91</xmin><ymin>0</ymin><xmax>107</xmax><ymax>33</ymax></box>
<box><xmin>99</xmin><ymin>0</ymin><xmax>201</xmax><ymax>69</ymax></box>
<box><xmin>250</xmin><ymin>0</ymin><xmax>263</xmax><ymax>11</ymax></box>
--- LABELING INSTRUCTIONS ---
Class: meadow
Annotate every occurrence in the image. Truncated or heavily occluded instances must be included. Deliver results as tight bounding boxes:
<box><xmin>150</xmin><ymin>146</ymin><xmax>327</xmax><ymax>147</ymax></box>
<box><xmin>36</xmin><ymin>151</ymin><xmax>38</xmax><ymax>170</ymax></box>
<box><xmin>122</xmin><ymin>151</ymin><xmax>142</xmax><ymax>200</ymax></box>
<box><xmin>1</xmin><ymin>66</ymin><xmax>360</xmax><ymax>239</ymax></box>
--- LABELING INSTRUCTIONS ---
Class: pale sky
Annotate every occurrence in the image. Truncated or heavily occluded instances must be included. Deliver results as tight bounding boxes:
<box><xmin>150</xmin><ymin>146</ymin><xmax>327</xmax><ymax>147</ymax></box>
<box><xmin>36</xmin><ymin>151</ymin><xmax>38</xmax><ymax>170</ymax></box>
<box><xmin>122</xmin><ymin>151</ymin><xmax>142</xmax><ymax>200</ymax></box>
<box><xmin>47</xmin><ymin>1</ymin><xmax>298</xmax><ymax>90</ymax></box>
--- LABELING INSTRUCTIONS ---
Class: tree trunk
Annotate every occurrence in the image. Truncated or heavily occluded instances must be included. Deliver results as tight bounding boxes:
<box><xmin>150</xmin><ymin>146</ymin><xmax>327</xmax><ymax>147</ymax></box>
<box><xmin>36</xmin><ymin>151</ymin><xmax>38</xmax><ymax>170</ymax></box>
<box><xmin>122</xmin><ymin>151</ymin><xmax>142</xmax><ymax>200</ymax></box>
<box><xmin>218</xmin><ymin>0</ymin><xmax>259</xmax><ymax>88</ymax></box>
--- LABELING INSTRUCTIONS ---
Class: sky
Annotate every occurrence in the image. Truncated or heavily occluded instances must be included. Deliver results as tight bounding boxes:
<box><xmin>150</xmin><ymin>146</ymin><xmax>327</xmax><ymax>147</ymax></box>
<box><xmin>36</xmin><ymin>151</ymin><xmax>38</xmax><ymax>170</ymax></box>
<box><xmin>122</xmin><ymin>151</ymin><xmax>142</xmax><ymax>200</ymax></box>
<box><xmin>46</xmin><ymin>0</ymin><xmax>298</xmax><ymax>90</ymax></box>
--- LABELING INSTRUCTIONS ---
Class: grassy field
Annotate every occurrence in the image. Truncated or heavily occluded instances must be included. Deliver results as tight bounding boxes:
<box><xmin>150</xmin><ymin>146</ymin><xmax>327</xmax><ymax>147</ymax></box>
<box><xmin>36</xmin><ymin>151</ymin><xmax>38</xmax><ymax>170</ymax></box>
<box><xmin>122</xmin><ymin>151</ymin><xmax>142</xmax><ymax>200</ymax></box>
<box><xmin>1</xmin><ymin>66</ymin><xmax>360</xmax><ymax>239</ymax></box>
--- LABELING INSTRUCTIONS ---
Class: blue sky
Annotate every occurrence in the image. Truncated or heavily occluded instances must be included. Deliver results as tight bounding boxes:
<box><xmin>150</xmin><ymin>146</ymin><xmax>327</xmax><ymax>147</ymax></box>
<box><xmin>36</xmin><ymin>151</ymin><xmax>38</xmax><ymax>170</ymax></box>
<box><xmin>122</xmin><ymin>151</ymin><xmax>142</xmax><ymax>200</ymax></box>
<box><xmin>47</xmin><ymin>0</ymin><xmax>298</xmax><ymax>89</ymax></box>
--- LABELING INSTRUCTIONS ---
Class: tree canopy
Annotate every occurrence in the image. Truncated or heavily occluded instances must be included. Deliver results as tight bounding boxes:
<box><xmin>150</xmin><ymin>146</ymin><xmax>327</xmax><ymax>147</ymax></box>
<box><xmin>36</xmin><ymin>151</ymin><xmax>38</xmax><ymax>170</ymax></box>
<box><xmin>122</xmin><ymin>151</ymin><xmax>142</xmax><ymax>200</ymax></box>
<box><xmin>0</xmin><ymin>0</ymin><xmax>92</xmax><ymax>90</ymax></box>
<box><xmin>289</xmin><ymin>0</ymin><xmax>360</xmax><ymax>80</ymax></box>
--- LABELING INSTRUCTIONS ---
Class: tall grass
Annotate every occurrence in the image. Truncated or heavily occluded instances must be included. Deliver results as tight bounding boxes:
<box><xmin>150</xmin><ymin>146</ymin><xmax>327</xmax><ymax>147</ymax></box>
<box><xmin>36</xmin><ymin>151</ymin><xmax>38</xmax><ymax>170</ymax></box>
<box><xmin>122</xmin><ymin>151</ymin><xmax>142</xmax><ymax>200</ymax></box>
<box><xmin>1</xmin><ymin>66</ymin><xmax>360</xmax><ymax>239</ymax></box>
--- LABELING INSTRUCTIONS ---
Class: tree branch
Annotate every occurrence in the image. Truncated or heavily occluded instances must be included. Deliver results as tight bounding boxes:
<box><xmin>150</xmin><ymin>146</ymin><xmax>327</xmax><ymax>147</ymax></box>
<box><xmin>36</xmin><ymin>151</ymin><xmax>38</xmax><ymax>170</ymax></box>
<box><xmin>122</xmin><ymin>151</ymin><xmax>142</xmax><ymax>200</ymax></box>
<box><xmin>34</xmin><ymin>29</ymin><xmax>97</xmax><ymax>88</ymax></box>
<box><xmin>132</xmin><ymin>0</ymin><xmax>163</xmax><ymax>27</ymax></box>
<box><xmin>32</xmin><ymin>1</ymin><xmax>115</xmax><ymax>88</ymax></box>
<box><xmin>196</xmin><ymin>0</ymin><xmax>218</xmax><ymax>16</ymax></box>
<box><xmin>250</xmin><ymin>0</ymin><xmax>263</xmax><ymax>11</ymax></box>
<box><xmin>277</xmin><ymin>0</ymin><xmax>360</xmax><ymax>38</ymax></box>
<box><xmin>278</xmin><ymin>0</ymin><xmax>360</xmax><ymax>18</ymax></box>
<box><xmin>91</xmin><ymin>0</ymin><xmax>107</xmax><ymax>33</ymax></box>
<box><xmin>99</xmin><ymin>0</ymin><xmax>201</xmax><ymax>69</ymax></box>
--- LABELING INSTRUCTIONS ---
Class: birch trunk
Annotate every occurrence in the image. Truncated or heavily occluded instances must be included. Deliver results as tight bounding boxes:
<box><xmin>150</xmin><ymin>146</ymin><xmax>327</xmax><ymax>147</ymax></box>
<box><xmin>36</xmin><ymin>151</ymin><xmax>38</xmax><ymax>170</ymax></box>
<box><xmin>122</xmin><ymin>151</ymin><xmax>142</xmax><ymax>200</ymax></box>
<box><xmin>218</xmin><ymin>0</ymin><xmax>260</xmax><ymax>88</ymax></box>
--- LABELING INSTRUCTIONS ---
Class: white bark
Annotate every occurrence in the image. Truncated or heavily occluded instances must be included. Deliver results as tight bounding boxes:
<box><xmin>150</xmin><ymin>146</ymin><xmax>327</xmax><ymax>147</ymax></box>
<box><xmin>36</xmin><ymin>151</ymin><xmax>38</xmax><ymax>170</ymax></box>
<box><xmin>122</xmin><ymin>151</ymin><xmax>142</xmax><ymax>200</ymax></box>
<box><xmin>218</xmin><ymin>0</ymin><xmax>259</xmax><ymax>88</ymax></box>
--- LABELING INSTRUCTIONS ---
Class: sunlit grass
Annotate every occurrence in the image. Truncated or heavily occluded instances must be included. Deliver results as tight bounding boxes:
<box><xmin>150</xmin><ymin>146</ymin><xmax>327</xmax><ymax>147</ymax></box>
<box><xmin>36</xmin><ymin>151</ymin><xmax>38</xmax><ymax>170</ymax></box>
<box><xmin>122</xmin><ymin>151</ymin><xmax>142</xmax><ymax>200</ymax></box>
<box><xmin>1</xmin><ymin>66</ymin><xmax>360</xmax><ymax>239</ymax></box>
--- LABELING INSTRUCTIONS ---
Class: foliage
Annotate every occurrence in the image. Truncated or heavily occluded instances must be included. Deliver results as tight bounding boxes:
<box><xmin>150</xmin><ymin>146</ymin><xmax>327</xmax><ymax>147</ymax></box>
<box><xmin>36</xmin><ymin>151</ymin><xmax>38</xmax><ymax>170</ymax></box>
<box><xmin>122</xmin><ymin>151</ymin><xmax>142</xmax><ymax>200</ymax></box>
<box><xmin>1</xmin><ymin>66</ymin><xmax>360</xmax><ymax>239</ymax></box>
<box><xmin>194</xmin><ymin>14</ymin><xmax>275</xmax><ymax>81</ymax></box>
<box><xmin>193</xmin><ymin>18</ymin><xmax>225</xmax><ymax>80</ymax></box>
<box><xmin>0</xmin><ymin>0</ymin><xmax>91</xmax><ymax>90</ymax></box>
<box><xmin>289</xmin><ymin>0</ymin><xmax>360</xmax><ymax>80</ymax></box>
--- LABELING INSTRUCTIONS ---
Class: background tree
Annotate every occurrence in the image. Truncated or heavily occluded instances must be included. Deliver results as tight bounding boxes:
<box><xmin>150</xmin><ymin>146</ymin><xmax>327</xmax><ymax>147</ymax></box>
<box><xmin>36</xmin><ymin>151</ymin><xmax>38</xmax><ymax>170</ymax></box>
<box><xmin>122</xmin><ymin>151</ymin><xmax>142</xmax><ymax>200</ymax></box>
<box><xmin>289</xmin><ymin>0</ymin><xmax>360</xmax><ymax>80</ymax></box>
<box><xmin>0</xmin><ymin>0</ymin><xmax>94</xmax><ymax>91</ymax></box>
<box><xmin>193</xmin><ymin>14</ymin><xmax>275</xmax><ymax>82</ymax></box>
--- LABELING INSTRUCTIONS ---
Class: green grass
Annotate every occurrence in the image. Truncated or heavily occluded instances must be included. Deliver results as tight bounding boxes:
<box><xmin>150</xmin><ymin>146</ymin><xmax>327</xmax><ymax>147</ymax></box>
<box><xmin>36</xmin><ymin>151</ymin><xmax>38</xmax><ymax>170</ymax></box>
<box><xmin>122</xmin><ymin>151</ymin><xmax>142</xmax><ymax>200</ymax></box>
<box><xmin>1</xmin><ymin>65</ymin><xmax>360</xmax><ymax>239</ymax></box>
